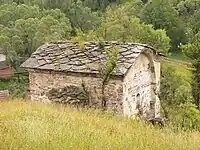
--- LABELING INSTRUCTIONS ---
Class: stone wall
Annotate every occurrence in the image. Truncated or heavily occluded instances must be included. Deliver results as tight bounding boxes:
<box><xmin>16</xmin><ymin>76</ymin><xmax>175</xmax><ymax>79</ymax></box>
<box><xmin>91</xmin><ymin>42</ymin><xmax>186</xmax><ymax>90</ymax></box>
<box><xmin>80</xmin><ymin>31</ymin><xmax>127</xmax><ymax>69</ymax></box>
<box><xmin>29</xmin><ymin>69</ymin><xmax>123</xmax><ymax>113</ymax></box>
<box><xmin>27</xmin><ymin>52</ymin><xmax>160</xmax><ymax>117</ymax></box>
<box><xmin>122</xmin><ymin>53</ymin><xmax>160</xmax><ymax>118</ymax></box>
<box><xmin>153</xmin><ymin>61</ymin><xmax>161</xmax><ymax>117</ymax></box>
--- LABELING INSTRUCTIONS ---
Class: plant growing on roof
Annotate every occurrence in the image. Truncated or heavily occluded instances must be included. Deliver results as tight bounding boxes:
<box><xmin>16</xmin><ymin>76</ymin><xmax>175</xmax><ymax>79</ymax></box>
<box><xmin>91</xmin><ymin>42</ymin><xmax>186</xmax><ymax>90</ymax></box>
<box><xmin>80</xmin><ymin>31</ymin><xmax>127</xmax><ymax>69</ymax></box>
<box><xmin>71</xmin><ymin>28</ymin><xmax>85</xmax><ymax>49</ymax></box>
<box><xmin>99</xmin><ymin>46</ymin><xmax>119</xmax><ymax>109</ymax></box>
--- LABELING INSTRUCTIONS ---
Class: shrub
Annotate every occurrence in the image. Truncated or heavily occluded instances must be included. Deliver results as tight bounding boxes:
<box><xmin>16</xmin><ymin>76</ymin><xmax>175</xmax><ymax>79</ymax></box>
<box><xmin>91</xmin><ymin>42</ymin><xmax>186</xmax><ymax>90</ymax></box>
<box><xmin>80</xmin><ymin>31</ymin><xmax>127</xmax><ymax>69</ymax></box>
<box><xmin>169</xmin><ymin>103</ymin><xmax>200</xmax><ymax>131</ymax></box>
<box><xmin>160</xmin><ymin>64</ymin><xmax>200</xmax><ymax>131</ymax></box>
<box><xmin>0</xmin><ymin>74</ymin><xmax>29</xmax><ymax>98</ymax></box>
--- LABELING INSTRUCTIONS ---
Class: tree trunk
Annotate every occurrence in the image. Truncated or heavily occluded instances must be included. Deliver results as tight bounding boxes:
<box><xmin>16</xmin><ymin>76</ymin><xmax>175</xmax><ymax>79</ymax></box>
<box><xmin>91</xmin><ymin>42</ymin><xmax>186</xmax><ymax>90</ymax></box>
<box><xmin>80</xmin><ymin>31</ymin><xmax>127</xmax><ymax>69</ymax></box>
<box><xmin>101</xmin><ymin>84</ymin><xmax>106</xmax><ymax>110</ymax></box>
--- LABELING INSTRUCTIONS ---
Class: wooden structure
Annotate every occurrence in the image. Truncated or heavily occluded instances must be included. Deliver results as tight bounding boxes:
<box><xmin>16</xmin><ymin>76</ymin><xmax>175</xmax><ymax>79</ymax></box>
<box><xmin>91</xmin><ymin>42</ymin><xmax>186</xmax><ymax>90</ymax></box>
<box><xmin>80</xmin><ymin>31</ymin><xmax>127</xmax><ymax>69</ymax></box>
<box><xmin>0</xmin><ymin>90</ymin><xmax>9</xmax><ymax>100</ymax></box>
<box><xmin>0</xmin><ymin>50</ymin><xmax>13</xmax><ymax>79</ymax></box>
<box><xmin>0</xmin><ymin>65</ymin><xmax>13</xmax><ymax>79</ymax></box>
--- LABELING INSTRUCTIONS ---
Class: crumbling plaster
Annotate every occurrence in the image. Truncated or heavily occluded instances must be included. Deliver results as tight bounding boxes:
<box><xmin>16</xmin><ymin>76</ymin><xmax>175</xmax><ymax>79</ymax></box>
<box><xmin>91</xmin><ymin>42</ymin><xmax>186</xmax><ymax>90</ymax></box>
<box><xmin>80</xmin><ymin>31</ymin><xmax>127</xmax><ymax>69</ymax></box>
<box><xmin>123</xmin><ymin>52</ymin><xmax>160</xmax><ymax>118</ymax></box>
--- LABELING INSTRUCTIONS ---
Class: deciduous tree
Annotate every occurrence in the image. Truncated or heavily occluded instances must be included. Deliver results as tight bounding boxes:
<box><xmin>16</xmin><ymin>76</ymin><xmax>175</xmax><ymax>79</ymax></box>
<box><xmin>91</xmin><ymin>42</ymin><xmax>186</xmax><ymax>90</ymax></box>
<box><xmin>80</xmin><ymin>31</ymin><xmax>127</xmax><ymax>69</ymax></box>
<box><xmin>182</xmin><ymin>33</ymin><xmax>200</xmax><ymax>109</ymax></box>
<box><xmin>0</xmin><ymin>3</ymin><xmax>72</xmax><ymax>69</ymax></box>
<box><xmin>77</xmin><ymin>5</ymin><xmax>171</xmax><ymax>54</ymax></box>
<box><xmin>141</xmin><ymin>0</ymin><xmax>187</xmax><ymax>52</ymax></box>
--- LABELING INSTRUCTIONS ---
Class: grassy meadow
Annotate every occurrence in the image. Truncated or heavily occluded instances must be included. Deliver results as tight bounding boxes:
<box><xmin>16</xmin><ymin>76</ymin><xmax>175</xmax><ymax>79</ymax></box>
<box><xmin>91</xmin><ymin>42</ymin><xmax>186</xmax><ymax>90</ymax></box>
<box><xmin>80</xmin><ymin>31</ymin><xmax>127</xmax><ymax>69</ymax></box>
<box><xmin>162</xmin><ymin>61</ymin><xmax>192</xmax><ymax>82</ymax></box>
<box><xmin>0</xmin><ymin>100</ymin><xmax>200</xmax><ymax>150</ymax></box>
<box><xmin>0</xmin><ymin>54</ymin><xmax>198</xmax><ymax>150</ymax></box>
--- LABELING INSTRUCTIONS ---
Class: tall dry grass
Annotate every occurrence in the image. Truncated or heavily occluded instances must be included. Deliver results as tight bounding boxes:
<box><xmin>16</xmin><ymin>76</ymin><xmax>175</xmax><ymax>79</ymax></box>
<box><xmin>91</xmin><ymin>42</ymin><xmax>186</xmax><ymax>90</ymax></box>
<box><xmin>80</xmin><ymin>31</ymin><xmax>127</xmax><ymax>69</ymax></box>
<box><xmin>0</xmin><ymin>100</ymin><xmax>200</xmax><ymax>150</ymax></box>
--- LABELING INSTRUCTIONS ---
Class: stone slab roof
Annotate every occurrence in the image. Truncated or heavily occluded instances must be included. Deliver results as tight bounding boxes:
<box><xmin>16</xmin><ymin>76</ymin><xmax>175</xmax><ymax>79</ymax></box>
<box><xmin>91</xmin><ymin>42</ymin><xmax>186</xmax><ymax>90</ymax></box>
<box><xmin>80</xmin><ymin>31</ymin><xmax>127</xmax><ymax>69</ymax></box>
<box><xmin>21</xmin><ymin>41</ymin><xmax>159</xmax><ymax>76</ymax></box>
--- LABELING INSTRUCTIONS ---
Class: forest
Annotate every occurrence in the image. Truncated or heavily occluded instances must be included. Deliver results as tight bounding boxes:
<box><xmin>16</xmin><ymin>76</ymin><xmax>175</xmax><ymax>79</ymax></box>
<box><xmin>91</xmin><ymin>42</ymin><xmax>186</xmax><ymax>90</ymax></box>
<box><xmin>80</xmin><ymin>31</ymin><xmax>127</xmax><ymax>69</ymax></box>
<box><xmin>0</xmin><ymin>0</ymin><xmax>200</xmax><ymax>132</ymax></box>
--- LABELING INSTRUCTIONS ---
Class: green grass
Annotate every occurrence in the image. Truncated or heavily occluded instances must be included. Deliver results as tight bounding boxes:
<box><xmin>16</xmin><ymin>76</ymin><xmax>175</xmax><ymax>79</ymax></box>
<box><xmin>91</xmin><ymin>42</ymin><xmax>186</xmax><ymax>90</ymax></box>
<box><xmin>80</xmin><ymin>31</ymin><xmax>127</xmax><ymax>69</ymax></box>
<box><xmin>168</xmin><ymin>52</ymin><xmax>191</xmax><ymax>62</ymax></box>
<box><xmin>0</xmin><ymin>100</ymin><xmax>200</xmax><ymax>150</ymax></box>
<box><xmin>162</xmin><ymin>60</ymin><xmax>192</xmax><ymax>83</ymax></box>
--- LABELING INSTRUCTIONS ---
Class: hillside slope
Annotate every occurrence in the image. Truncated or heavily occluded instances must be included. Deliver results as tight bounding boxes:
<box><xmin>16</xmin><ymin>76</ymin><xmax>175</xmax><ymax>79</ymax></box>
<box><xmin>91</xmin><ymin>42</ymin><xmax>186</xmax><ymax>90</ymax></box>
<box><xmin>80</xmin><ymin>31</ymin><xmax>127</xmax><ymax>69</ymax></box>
<box><xmin>0</xmin><ymin>101</ymin><xmax>200</xmax><ymax>150</ymax></box>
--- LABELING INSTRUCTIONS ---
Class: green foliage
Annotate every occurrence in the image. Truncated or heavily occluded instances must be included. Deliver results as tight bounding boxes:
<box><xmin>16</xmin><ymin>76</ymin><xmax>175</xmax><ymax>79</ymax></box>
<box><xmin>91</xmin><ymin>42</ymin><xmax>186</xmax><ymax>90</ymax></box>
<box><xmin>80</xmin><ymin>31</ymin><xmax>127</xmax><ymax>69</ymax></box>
<box><xmin>68</xmin><ymin>0</ymin><xmax>100</xmax><ymax>32</ymax></box>
<box><xmin>99</xmin><ymin>46</ymin><xmax>119</xmax><ymax>108</ymax></box>
<box><xmin>71</xmin><ymin>29</ymin><xmax>86</xmax><ymax>49</ymax></box>
<box><xmin>160</xmin><ymin>63</ymin><xmax>200</xmax><ymax>131</ymax></box>
<box><xmin>192</xmin><ymin>9</ymin><xmax>200</xmax><ymax>34</ymax></box>
<box><xmin>182</xmin><ymin>33</ymin><xmax>200</xmax><ymax>60</ymax></box>
<box><xmin>0</xmin><ymin>0</ymin><xmax>119</xmax><ymax>11</ymax></box>
<box><xmin>182</xmin><ymin>32</ymin><xmax>200</xmax><ymax>108</ymax></box>
<box><xmin>0</xmin><ymin>0</ymin><xmax>199</xmax><ymax>55</ymax></box>
<box><xmin>83</xmin><ymin>0</ymin><xmax>111</xmax><ymax>11</ymax></box>
<box><xmin>15</xmin><ymin>0</ymin><xmax>100</xmax><ymax>32</ymax></box>
<box><xmin>177</xmin><ymin>0</ymin><xmax>200</xmax><ymax>16</ymax></box>
<box><xmin>160</xmin><ymin>64</ymin><xmax>192</xmax><ymax>118</ymax></box>
<box><xmin>76</xmin><ymin>5</ymin><xmax>171</xmax><ymax>55</ymax></box>
<box><xmin>174</xmin><ymin>103</ymin><xmax>200</xmax><ymax>131</ymax></box>
<box><xmin>0</xmin><ymin>3</ymin><xmax>72</xmax><ymax>68</ymax></box>
<box><xmin>101</xmin><ymin>46</ymin><xmax>119</xmax><ymax>84</ymax></box>
<box><xmin>168</xmin><ymin>52</ymin><xmax>191</xmax><ymax>62</ymax></box>
<box><xmin>0</xmin><ymin>3</ymin><xmax>41</xmax><ymax>26</ymax></box>
<box><xmin>141</xmin><ymin>0</ymin><xmax>187</xmax><ymax>51</ymax></box>
<box><xmin>160</xmin><ymin>66</ymin><xmax>192</xmax><ymax>106</ymax></box>
<box><xmin>0</xmin><ymin>74</ymin><xmax>29</xmax><ymax>98</ymax></box>
<box><xmin>118</xmin><ymin>0</ymin><xmax>144</xmax><ymax>17</ymax></box>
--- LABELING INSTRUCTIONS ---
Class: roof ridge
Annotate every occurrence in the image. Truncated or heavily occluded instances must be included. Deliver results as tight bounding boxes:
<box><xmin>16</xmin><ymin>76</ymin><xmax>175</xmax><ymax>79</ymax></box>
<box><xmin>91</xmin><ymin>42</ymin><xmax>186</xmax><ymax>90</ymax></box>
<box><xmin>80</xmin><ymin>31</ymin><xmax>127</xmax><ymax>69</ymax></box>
<box><xmin>21</xmin><ymin>40</ymin><xmax>160</xmax><ymax>76</ymax></box>
<box><xmin>48</xmin><ymin>40</ymin><xmax>155</xmax><ymax>48</ymax></box>
<box><xmin>47</xmin><ymin>40</ymin><xmax>162</xmax><ymax>55</ymax></box>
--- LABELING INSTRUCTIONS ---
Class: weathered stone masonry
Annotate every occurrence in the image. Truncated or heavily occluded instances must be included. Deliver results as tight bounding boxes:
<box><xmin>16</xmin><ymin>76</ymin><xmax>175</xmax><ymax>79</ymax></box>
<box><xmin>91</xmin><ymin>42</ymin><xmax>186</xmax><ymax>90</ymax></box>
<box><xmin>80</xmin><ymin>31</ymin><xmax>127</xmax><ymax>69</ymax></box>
<box><xmin>21</xmin><ymin>41</ymin><xmax>162</xmax><ymax>117</ymax></box>
<box><xmin>29</xmin><ymin>69</ymin><xmax>123</xmax><ymax>113</ymax></box>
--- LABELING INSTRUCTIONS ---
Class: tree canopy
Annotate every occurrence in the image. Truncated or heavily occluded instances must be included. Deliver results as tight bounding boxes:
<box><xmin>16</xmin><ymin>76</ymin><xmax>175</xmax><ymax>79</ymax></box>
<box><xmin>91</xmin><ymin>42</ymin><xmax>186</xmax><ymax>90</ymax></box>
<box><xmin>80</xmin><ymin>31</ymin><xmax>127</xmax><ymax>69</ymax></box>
<box><xmin>0</xmin><ymin>3</ymin><xmax>72</xmax><ymax>68</ymax></box>
<box><xmin>0</xmin><ymin>0</ymin><xmax>199</xmax><ymax>66</ymax></box>
<box><xmin>141</xmin><ymin>0</ymin><xmax>187</xmax><ymax>51</ymax></box>
<box><xmin>76</xmin><ymin>5</ymin><xmax>170</xmax><ymax>54</ymax></box>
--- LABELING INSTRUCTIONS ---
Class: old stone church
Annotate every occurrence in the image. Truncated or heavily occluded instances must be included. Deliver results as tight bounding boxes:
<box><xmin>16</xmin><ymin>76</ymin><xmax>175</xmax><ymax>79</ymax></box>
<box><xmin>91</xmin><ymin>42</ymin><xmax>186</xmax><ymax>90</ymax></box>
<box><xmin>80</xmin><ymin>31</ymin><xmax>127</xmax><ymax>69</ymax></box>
<box><xmin>21</xmin><ymin>41</ymin><xmax>161</xmax><ymax>118</ymax></box>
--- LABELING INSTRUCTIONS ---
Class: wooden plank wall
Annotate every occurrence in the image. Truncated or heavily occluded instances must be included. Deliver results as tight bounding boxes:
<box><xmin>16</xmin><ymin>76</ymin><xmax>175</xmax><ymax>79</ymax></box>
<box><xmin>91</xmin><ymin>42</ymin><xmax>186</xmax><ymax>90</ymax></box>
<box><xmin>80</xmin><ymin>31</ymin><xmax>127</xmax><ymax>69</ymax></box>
<box><xmin>0</xmin><ymin>66</ymin><xmax>13</xmax><ymax>79</ymax></box>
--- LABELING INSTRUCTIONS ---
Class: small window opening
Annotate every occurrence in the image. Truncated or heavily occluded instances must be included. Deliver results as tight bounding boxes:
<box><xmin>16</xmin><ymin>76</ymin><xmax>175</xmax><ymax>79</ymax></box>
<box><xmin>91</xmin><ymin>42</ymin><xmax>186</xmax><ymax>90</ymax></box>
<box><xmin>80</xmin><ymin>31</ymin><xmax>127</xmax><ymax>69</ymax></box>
<box><xmin>147</xmin><ymin>63</ymin><xmax>150</xmax><ymax>69</ymax></box>
<box><xmin>151</xmin><ymin>67</ymin><xmax>154</xmax><ymax>73</ymax></box>
<box><xmin>136</xmin><ymin>93</ymin><xmax>140</xmax><ymax>109</ymax></box>
<box><xmin>150</xmin><ymin>101</ymin><xmax>155</xmax><ymax>110</ymax></box>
